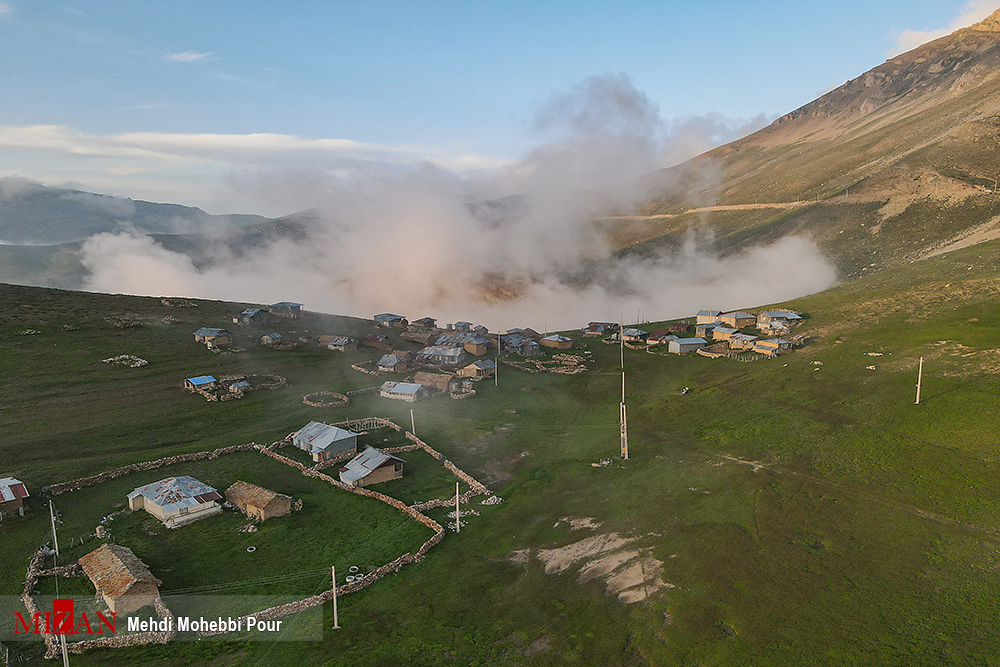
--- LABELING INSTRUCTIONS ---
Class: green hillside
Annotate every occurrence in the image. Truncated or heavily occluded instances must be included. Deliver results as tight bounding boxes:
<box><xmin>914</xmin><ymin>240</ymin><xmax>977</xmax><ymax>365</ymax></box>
<box><xmin>2</xmin><ymin>239</ymin><xmax>1000</xmax><ymax>665</ymax></box>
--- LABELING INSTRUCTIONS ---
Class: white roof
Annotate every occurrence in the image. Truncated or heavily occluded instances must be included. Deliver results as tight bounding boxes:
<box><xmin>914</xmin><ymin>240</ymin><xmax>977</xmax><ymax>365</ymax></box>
<box><xmin>380</xmin><ymin>381</ymin><xmax>423</xmax><ymax>395</ymax></box>
<box><xmin>339</xmin><ymin>446</ymin><xmax>404</xmax><ymax>484</ymax></box>
<box><xmin>293</xmin><ymin>421</ymin><xmax>358</xmax><ymax>453</ymax></box>
<box><xmin>127</xmin><ymin>476</ymin><xmax>221</xmax><ymax>513</ymax></box>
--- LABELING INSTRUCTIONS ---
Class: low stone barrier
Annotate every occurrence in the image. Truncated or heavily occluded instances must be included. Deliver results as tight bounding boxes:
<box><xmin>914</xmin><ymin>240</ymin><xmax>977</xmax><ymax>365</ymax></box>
<box><xmin>302</xmin><ymin>391</ymin><xmax>349</xmax><ymax>408</ymax></box>
<box><xmin>345</xmin><ymin>385</ymin><xmax>380</xmax><ymax>396</ymax></box>
<box><xmin>350</xmin><ymin>363</ymin><xmax>381</xmax><ymax>377</ymax></box>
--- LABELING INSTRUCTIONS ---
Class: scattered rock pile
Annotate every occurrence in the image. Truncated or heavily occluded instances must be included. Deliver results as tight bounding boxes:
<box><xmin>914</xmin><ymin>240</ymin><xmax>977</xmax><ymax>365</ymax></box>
<box><xmin>103</xmin><ymin>354</ymin><xmax>149</xmax><ymax>368</ymax></box>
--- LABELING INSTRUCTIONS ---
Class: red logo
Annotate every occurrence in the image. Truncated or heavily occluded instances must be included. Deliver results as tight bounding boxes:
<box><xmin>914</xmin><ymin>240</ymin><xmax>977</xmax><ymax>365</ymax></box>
<box><xmin>14</xmin><ymin>599</ymin><xmax>116</xmax><ymax>636</ymax></box>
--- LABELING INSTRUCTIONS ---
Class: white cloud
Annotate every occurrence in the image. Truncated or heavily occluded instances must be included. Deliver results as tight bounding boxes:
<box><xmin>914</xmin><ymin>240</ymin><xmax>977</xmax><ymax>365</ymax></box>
<box><xmin>888</xmin><ymin>0</ymin><xmax>999</xmax><ymax>56</ymax></box>
<box><xmin>165</xmin><ymin>51</ymin><xmax>213</xmax><ymax>63</ymax></box>
<box><xmin>0</xmin><ymin>2</ymin><xmax>13</xmax><ymax>17</ymax></box>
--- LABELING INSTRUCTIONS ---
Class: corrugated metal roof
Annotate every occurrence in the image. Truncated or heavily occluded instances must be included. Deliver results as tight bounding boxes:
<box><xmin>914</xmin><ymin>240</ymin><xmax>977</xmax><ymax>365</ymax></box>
<box><xmin>127</xmin><ymin>476</ymin><xmax>221</xmax><ymax>514</ymax></box>
<box><xmin>325</xmin><ymin>336</ymin><xmax>354</xmax><ymax>346</ymax></box>
<box><xmin>339</xmin><ymin>446</ymin><xmax>404</xmax><ymax>484</ymax></box>
<box><xmin>436</xmin><ymin>333</ymin><xmax>489</xmax><ymax>346</ymax></box>
<box><xmin>696</xmin><ymin>310</ymin><xmax>722</xmax><ymax>317</ymax></box>
<box><xmin>723</xmin><ymin>311</ymin><xmax>755</xmax><ymax>319</ymax></box>
<box><xmin>378</xmin><ymin>354</ymin><xmax>404</xmax><ymax>366</ymax></box>
<box><xmin>186</xmin><ymin>375</ymin><xmax>216</xmax><ymax>386</ymax></box>
<box><xmin>374</xmin><ymin>313</ymin><xmax>404</xmax><ymax>321</ymax></box>
<box><xmin>239</xmin><ymin>308</ymin><xmax>262</xmax><ymax>317</ymax></box>
<box><xmin>270</xmin><ymin>302</ymin><xmax>302</xmax><ymax>308</ymax></box>
<box><xmin>293</xmin><ymin>421</ymin><xmax>358</xmax><ymax>453</ymax></box>
<box><xmin>468</xmin><ymin>359</ymin><xmax>496</xmax><ymax>370</ymax></box>
<box><xmin>79</xmin><ymin>543</ymin><xmax>160</xmax><ymax>600</ymax></box>
<box><xmin>230</xmin><ymin>380</ymin><xmax>251</xmax><ymax>389</ymax></box>
<box><xmin>418</xmin><ymin>345</ymin><xmax>465</xmax><ymax>358</ymax></box>
<box><xmin>541</xmin><ymin>334</ymin><xmax>572</xmax><ymax>342</ymax></box>
<box><xmin>713</xmin><ymin>327</ymin><xmax>738</xmax><ymax>334</ymax></box>
<box><xmin>380</xmin><ymin>381</ymin><xmax>423</xmax><ymax>395</ymax></box>
<box><xmin>673</xmin><ymin>337</ymin><xmax>707</xmax><ymax>345</ymax></box>
<box><xmin>0</xmin><ymin>477</ymin><xmax>28</xmax><ymax>502</ymax></box>
<box><xmin>264</xmin><ymin>332</ymin><xmax>282</xmax><ymax>339</ymax></box>
<box><xmin>193</xmin><ymin>327</ymin><xmax>229</xmax><ymax>337</ymax></box>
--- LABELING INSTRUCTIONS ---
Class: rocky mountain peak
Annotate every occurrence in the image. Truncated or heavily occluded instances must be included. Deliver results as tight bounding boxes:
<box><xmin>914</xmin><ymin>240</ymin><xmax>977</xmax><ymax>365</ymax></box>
<box><xmin>971</xmin><ymin>8</ymin><xmax>1000</xmax><ymax>32</ymax></box>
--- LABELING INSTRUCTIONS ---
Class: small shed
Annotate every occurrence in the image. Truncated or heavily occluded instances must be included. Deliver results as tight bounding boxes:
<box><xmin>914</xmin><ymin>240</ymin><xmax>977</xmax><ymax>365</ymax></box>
<box><xmin>540</xmin><ymin>334</ymin><xmax>574</xmax><ymax>350</ymax></box>
<box><xmin>0</xmin><ymin>477</ymin><xmax>29</xmax><ymax>520</ymax></box>
<box><xmin>128</xmin><ymin>476</ymin><xmax>222</xmax><ymax>528</ymax></box>
<box><xmin>719</xmin><ymin>311</ymin><xmax>756</xmax><ymax>329</ymax></box>
<box><xmin>193</xmin><ymin>327</ymin><xmax>233</xmax><ymax>347</ymax></box>
<box><xmin>292</xmin><ymin>422</ymin><xmax>359</xmax><ymax>462</ymax></box>
<box><xmin>260</xmin><ymin>332</ymin><xmax>282</xmax><ymax>346</ymax></box>
<box><xmin>79</xmin><ymin>544</ymin><xmax>161</xmax><ymax>615</ymax></box>
<box><xmin>184</xmin><ymin>375</ymin><xmax>217</xmax><ymax>392</ymax></box>
<box><xmin>361</xmin><ymin>334</ymin><xmax>391</xmax><ymax>349</ymax></box>
<box><xmin>378</xmin><ymin>354</ymin><xmax>408</xmax><ymax>373</ymax></box>
<box><xmin>269</xmin><ymin>302</ymin><xmax>303</xmax><ymax>319</ymax></box>
<box><xmin>458</xmin><ymin>359</ymin><xmax>496</xmax><ymax>378</ymax></box>
<box><xmin>452</xmin><ymin>321</ymin><xmax>473</xmax><ymax>332</ymax></box>
<box><xmin>325</xmin><ymin>336</ymin><xmax>358</xmax><ymax>352</ymax></box>
<box><xmin>667</xmin><ymin>337</ymin><xmax>708</xmax><ymax>355</ymax></box>
<box><xmin>379</xmin><ymin>381</ymin><xmax>425</xmax><ymax>402</ymax></box>
<box><xmin>225</xmin><ymin>481</ymin><xmax>292</xmax><ymax>521</ymax></box>
<box><xmin>646</xmin><ymin>331</ymin><xmax>678</xmax><ymax>346</ymax></box>
<box><xmin>339</xmin><ymin>447</ymin><xmax>404</xmax><ymax>487</ymax></box>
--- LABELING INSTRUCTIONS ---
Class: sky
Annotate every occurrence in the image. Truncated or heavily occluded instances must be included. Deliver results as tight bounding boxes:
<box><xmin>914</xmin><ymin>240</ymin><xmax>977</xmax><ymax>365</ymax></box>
<box><xmin>0</xmin><ymin>0</ymin><xmax>997</xmax><ymax>215</ymax></box>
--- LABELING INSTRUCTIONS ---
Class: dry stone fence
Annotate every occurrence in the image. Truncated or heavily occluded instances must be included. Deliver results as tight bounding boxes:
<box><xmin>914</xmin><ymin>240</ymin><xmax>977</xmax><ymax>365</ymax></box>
<box><xmin>27</xmin><ymin>416</ymin><xmax>496</xmax><ymax>655</ymax></box>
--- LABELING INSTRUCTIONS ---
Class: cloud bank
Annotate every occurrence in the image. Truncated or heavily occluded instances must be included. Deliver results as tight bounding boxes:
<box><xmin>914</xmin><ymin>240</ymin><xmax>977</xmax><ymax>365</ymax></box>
<box><xmin>75</xmin><ymin>73</ymin><xmax>834</xmax><ymax>330</ymax></box>
<box><xmin>165</xmin><ymin>51</ymin><xmax>214</xmax><ymax>63</ymax></box>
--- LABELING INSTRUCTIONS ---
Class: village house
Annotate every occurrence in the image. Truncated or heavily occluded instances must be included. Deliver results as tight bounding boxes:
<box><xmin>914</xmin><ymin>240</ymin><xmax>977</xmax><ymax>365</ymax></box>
<box><xmin>79</xmin><ymin>543</ymin><xmax>161</xmax><ymax>615</ymax></box>
<box><xmin>292</xmin><ymin>421</ymin><xmax>359</xmax><ymax>462</ymax></box>
<box><xmin>411</xmin><ymin>316</ymin><xmax>438</xmax><ymax>329</ymax></box>
<box><xmin>754</xmin><ymin>338</ymin><xmax>794</xmax><ymax>356</ymax></box>
<box><xmin>760</xmin><ymin>320</ymin><xmax>792</xmax><ymax>337</ymax></box>
<box><xmin>502</xmin><ymin>333</ymin><xmax>541</xmax><ymax>356</ymax></box>
<box><xmin>193</xmin><ymin>327</ymin><xmax>233</xmax><ymax>347</ymax></box>
<box><xmin>417</xmin><ymin>345</ymin><xmax>468</xmax><ymax>366</ymax></box>
<box><xmin>729</xmin><ymin>333</ymin><xmax>759</xmax><ymax>350</ymax></box>
<box><xmin>711</xmin><ymin>326</ymin><xmax>738</xmax><ymax>341</ymax></box>
<box><xmin>452</xmin><ymin>321</ymin><xmax>473</xmax><ymax>332</ymax></box>
<box><xmin>260</xmin><ymin>332</ymin><xmax>282</xmax><ymax>346</ymax></box>
<box><xmin>378</xmin><ymin>354</ymin><xmax>408</xmax><ymax>373</ymax></box>
<box><xmin>402</xmin><ymin>330</ymin><xmax>436</xmax><ymax>346</ymax></box>
<box><xmin>128</xmin><ymin>476</ymin><xmax>223</xmax><ymax>528</ymax></box>
<box><xmin>269</xmin><ymin>302</ymin><xmax>302</xmax><ymax>319</ymax></box>
<box><xmin>325</xmin><ymin>336</ymin><xmax>358</xmax><ymax>352</ymax></box>
<box><xmin>719</xmin><ymin>311</ymin><xmax>757</xmax><ymax>329</ymax></box>
<box><xmin>379</xmin><ymin>381</ymin><xmax>425</xmax><ymax>402</ymax></box>
<box><xmin>233</xmin><ymin>308</ymin><xmax>267</xmax><ymax>326</ymax></box>
<box><xmin>583</xmin><ymin>322</ymin><xmax>619</xmax><ymax>337</ymax></box>
<box><xmin>757</xmin><ymin>310</ymin><xmax>803</xmax><ymax>329</ymax></box>
<box><xmin>695</xmin><ymin>322</ymin><xmax>719</xmax><ymax>338</ymax></box>
<box><xmin>667</xmin><ymin>337</ymin><xmax>708</xmax><ymax>354</ymax></box>
<box><xmin>696</xmin><ymin>310</ymin><xmax>723</xmax><ymax>325</ymax></box>
<box><xmin>458</xmin><ymin>359</ymin><xmax>497</xmax><ymax>378</ymax></box>
<box><xmin>361</xmin><ymin>334</ymin><xmax>392</xmax><ymax>349</ymax></box>
<box><xmin>414</xmin><ymin>371</ymin><xmax>458</xmax><ymax>393</ymax></box>
<box><xmin>374</xmin><ymin>313</ymin><xmax>408</xmax><ymax>328</ymax></box>
<box><xmin>436</xmin><ymin>333</ymin><xmax>489</xmax><ymax>356</ymax></box>
<box><xmin>225</xmin><ymin>481</ymin><xmax>292</xmax><ymax>522</ymax></box>
<box><xmin>339</xmin><ymin>447</ymin><xmax>404</xmax><ymax>487</ymax></box>
<box><xmin>183</xmin><ymin>375</ymin><xmax>217</xmax><ymax>392</ymax></box>
<box><xmin>619</xmin><ymin>328</ymin><xmax>649</xmax><ymax>343</ymax></box>
<box><xmin>646</xmin><ymin>331</ymin><xmax>678</xmax><ymax>346</ymax></box>
<box><xmin>540</xmin><ymin>334</ymin><xmax>574</xmax><ymax>350</ymax></box>
<box><xmin>472</xmin><ymin>324</ymin><xmax>489</xmax><ymax>337</ymax></box>
<box><xmin>663</xmin><ymin>322</ymin><xmax>692</xmax><ymax>333</ymax></box>
<box><xmin>0</xmin><ymin>477</ymin><xmax>28</xmax><ymax>520</ymax></box>
<box><xmin>507</xmin><ymin>327</ymin><xmax>540</xmax><ymax>339</ymax></box>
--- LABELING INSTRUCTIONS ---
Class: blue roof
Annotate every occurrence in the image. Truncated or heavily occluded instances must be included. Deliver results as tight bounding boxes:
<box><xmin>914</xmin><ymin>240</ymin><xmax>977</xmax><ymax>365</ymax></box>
<box><xmin>186</xmin><ymin>375</ymin><xmax>216</xmax><ymax>386</ymax></box>
<box><xmin>374</xmin><ymin>313</ymin><xmax>404</xmax><ymax>321</ymax></box>
<box><xmin>230</xmin><ymin>380</ymin><xmax>251</xmax><ymax>388</ymax></box>
<box><xmin>270</xmin><ymin>302</ymin><xmax>302</xmax><ymax>308</ymax></box>
<box><xmin>672</xmin><ymin>338</ymin><xmax>707</xmax><ymax>345</ymax></box>
<box><xmin>542</xmin><ymin>334</ymin><xmax>573</xmax><ymax>342</ymax></box>
<box><xmin>264</xmin><ymin>332</ymin><xmax>282</xmax><ymax>339</ymax></box>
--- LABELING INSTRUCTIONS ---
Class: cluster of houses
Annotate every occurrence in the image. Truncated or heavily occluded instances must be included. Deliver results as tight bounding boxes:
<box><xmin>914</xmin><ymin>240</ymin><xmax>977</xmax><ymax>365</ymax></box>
<box><xmin>188</xmin><ymin>302</ymin><xmax>305</xmax><ymax>350</ymax></box>
<box><xmin>182</xmin><ymin>374</ymin><xmax>252</xmax><ymax>400</ymax></box>
<box><xmin>592</xmin><ymin>309</ymin><xmax>803</xmax><ymax>358</ymax></box>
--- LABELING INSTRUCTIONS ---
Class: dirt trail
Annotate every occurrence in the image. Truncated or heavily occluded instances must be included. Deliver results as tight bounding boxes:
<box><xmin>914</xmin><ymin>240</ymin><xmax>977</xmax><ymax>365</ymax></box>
<box><xmin>917</xmin><ymin>215</ymin><xmax>1000</xmax><ymax>260</ymax></box>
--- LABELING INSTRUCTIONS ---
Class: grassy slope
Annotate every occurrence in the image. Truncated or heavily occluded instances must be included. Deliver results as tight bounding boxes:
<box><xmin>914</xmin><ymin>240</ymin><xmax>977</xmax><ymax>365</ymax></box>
<box><xmin>2</xmin><ymin>242</ymin><xmax>1000</xmax><ymax>664</ymax></box>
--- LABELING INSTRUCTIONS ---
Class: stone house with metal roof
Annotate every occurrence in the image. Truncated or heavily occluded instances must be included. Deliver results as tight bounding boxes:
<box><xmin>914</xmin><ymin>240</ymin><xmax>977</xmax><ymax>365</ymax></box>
<box><xmin>233</xmin><ymin>308</ymin><xmax>267</xmax><ymax>326</ymax></box>
<box><xmin>127</xmin><ymin>476</ymin><xmax>223</xmax><ymax>528</ymax></box>
<box><xmin>269</xmin><ymin>302</ymin><xmax>302</xmax><ymax>319</ymax></box>
<box><xmin>225</xmin><ymin>481</ymin><xmax>292</xmax><ymax>522</ymax></box>
<box><xmin>458</xmin><ymin>359</ymin><xmax>496</xmax><ymax>378</ymax></box>
<box><xmin>193</xmin><ymin>327</ymin><xmax>233</xmax><ymax>347</ymax></box>
<box><xmin>540</xmin><ymin>334</ymin><xmax>574</xmax><ymax>350</ymax></box>
<box><xmin>339</xmin><ymin>447</ymin><xmax>404</xmax><ymax>487</ymax></box>
<box><xmin>292</xmin><ymin>422</ymin><xmax>359</xmax><ymax>462</ymax></box>
<box><xmin>719</xmin><ymin>311</ymin><xmax>757</xmax><ymax>329</ymax></box>
<box><xmin>695</xmin><ymin>310</ymin><xmax>722</xmax><ymax>325</ymax></box>
<box><xmin>79</xmin><ymin>543</ymin><xmax>161</xmax><ymax>615</ymax></box>
<box><xmin>377</xmin><ymin>354</ymin><xmax>408</xmax><ymax>373</ymax></box>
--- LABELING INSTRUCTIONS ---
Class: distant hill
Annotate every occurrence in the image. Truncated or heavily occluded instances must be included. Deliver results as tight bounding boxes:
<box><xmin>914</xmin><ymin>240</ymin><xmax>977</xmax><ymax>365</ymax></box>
<box><xmin>613</xmin><ymin>9</ymin><xmax>1000</xmax><ymax>278</ymax></box>
<box><xmin>0</xmin><ymin>179</ymin><xmax>269</xmax><ymax>245</ymax></box>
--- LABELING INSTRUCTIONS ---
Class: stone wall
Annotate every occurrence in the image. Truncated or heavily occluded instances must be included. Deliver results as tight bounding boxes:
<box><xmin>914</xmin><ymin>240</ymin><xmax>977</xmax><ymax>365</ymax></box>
<box><xmin>302</xmin><ymin>391</ymin><xmax>349</xmax><ymax>408</ymax></box>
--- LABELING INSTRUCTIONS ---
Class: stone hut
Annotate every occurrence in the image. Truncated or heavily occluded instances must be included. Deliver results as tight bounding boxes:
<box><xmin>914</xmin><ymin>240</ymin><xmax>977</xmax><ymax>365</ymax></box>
<box><xmin>225</xmin><ymin>481</ymin><xmax>292</xmax><ymax>522</ymax></box>
<box><xmin>79</xmin><ymin>544</ymin><xmax>161</xmax><ymax>615</ymax></box>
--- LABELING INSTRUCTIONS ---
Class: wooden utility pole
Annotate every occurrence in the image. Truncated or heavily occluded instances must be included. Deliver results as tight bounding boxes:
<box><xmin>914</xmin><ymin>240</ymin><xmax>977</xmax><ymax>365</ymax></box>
<box><xmin>49</xmin><ymin>500</ymin><xmax>59</xmax><ymax>557</ymax></box>
<box><xmin>331</xmin><ymin>565</ymin><xmax>340</xmax><ymax>630</ymax></box>
<box><xmin>495</xmin><ymin>333</ymin><xmax>500</xmax><ymax>387</ymax></box>
<box><xmin>410</xmin><ymin>408</ymin><xmax>415</xmax><ymax>435</ymax></box>
<box><xmin>455</xmin><ymin>482</ymin><xmax>460</xmax><ymax>533</ymax></box>
<box><xmin>619</xmin><ymin>317</ymin><xmax>629</xmax><ymax>460</ymax></box>
<box><xmin>915</xmin><ymin>356</ymin><xmax>924</xmax><ymax>405</ymax></box>
<box><xmin>60</xmin><ymin>636</ymin><xmax>69</xmax><ymax>667</ymax></box>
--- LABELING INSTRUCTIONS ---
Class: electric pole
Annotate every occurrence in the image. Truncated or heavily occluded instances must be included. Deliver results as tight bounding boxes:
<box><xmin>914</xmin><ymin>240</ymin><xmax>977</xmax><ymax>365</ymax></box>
<box><xmin>331</xmin><ymin>565</ymin><xmax>340</xmax><ymax>630</ymax></box>
<box><xmin>455</xmin><ymin>482</ymin><xmax>460</xmax><ymax>533</ymax></box>
<box><xmin>410</xmin><ymin>408</ymin><xmax>415</xmax><ymax>435</ymax></box>
<box><xmin>619</xmin><ymin>317</ymin><xmax>629</xmax><ymax>460</ymax></box>
<box><xmin>915</xmin><ymin>356</ymin><xmax>924</xmax><ymax>405</ymax></box>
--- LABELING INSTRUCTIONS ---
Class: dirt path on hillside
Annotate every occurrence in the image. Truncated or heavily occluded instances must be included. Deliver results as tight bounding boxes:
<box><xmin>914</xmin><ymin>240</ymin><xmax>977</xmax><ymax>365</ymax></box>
<box><xmin>917</xmin><ymin>215</ymin><xmax>1000</xmax><ymax>260</ymax></box>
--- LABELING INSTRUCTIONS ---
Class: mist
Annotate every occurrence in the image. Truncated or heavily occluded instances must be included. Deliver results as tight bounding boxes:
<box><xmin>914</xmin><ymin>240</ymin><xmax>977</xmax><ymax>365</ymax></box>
<box><xmin>78</xmin><ymin>74</ymin><xmax>835</xmax><ymax>330</ymax></box>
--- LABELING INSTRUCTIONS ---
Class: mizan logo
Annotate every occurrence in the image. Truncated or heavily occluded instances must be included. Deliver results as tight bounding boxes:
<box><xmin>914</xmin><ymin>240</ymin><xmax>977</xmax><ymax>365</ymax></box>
<box><xmin>14</xmin><ymin>599</ymin><xmax>116</xmax><ymax>636</ymax></box>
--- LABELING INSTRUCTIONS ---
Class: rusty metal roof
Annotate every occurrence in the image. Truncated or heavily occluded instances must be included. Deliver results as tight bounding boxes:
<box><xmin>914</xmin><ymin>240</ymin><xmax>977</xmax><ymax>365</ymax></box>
<box><xmin>79</xmin><ymin>543</ymin><xmax>160</xmax><ymax>600</ymax></box>
<box><xmin>0</xmin><ymin>477</ymin><xmax>28</xmax><ymax>502</ymax></box>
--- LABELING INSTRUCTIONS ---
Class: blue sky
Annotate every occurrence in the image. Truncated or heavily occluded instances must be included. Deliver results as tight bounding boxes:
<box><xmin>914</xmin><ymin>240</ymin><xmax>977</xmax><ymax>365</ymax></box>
<box><xmin>0</xmin><ymin>0</ymin><xmax>995</xmax><ymax>213</ymax></box>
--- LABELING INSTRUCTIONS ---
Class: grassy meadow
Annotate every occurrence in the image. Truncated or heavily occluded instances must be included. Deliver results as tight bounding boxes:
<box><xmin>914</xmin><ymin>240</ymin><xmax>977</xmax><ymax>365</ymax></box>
<box><xmin>2</xmin><ymin>239</ymin><xmax>1000</xmax><ymax>665</ymax></box>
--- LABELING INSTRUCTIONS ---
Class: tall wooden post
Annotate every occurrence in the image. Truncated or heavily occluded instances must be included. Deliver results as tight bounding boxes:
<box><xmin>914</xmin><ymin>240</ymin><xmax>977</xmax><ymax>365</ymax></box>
<box><xmin>410</xmin><ymin>408</ymin><xmax>415</xmax><ymax>435</ymax></box>
<box><xmin>915</xmin><ymin>356</ymin><xmax>924</xmax><ymax>405</ymax></box>
<box><xmin>619</xmin><ymin>318</ymin><xmax>629</xmax><ymax>460</ymax></box>
<box><xmin>495</xmin><ymin>333</ymin><xmax>500</xmax><ymax>387</ymax></box>
<box><xmin>331</xmin><ymin>565</ymin><xmax>340</xmax><ymax>630</ymax></box>
<box><xmin>455</xmin><ymin>482</ymin><xmax>460</xmax><ymax>533</ymax></box>
<box><xmin>60</xmin><ymin>636</ymin><xmax>69</xmax><ymax>667</ymax></box>
<box><xmin>49</xmin><ymin>500</ymin><xmax>60</xmax><ymax>557</ymax></box>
